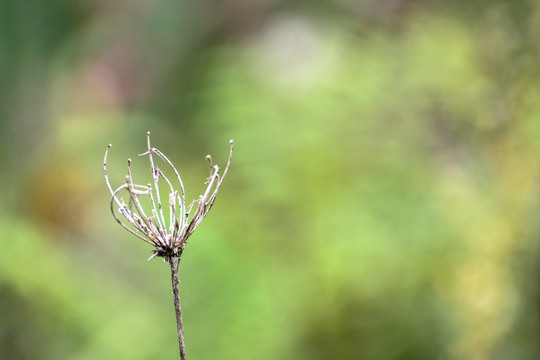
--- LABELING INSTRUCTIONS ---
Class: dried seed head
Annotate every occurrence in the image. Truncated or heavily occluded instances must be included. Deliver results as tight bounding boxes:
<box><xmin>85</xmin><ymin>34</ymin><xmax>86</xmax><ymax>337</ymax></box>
<box><xmin>104</xmin><ymin>132</ymin><xmax>233</xmax><ymax>258</ymax></box>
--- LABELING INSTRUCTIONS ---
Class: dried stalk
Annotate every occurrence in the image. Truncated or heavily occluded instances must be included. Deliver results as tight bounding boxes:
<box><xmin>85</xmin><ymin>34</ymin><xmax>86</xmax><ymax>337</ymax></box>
<box><xmin>104</xmin><ymin>132</ymin><xmax>233</xmax><ymax>360</ymax></box>
<box><xmin>168</xmin><ymin>256</ymin><xmax>186</xmax><ymax>360</ymax></box>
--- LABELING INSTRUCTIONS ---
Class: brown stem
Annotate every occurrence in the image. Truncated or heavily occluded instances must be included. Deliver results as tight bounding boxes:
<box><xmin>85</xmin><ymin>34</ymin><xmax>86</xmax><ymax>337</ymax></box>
<box><xmin>169</xmin><ymin>256</ymin><xmax>187</xmax><ymax>360</ymax></box>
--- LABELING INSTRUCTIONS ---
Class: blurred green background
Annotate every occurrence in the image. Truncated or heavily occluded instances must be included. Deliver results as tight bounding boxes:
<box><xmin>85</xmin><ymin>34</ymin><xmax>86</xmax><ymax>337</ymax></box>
<box><xmin>1</xmin><ymin>0</ymin><xmax>540</xmax><ymax>359</ymax></box>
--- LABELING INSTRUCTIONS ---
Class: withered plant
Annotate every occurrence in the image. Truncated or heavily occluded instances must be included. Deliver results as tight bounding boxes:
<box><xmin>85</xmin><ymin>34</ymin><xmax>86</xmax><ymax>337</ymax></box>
<box><xmin>103</xmin><ymin>132</ymin><xmax>233</xmax><ymax>360</ymax></box>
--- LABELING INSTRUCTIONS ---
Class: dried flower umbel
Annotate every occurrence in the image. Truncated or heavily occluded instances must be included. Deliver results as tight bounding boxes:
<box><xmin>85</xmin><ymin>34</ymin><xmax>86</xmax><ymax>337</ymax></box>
<box><xmin>103</xmin><ymin>132</ymin><xmax>233</xmax><ymax>360</ymax></box>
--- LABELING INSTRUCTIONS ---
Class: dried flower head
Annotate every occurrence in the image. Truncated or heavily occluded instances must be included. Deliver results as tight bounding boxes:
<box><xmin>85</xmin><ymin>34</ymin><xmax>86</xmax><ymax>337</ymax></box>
<box><xmin>104</xmin><ymin>132</ymin><xmax>233</xmax><ymax>260</ymax></box>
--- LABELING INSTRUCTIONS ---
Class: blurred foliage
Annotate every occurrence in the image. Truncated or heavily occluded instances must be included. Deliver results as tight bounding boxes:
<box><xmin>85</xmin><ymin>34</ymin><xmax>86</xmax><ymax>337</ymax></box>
<box><xmin>1</xmin><ymin>0</ymin><xmax>540</xmax><ymax>359</ymax></box>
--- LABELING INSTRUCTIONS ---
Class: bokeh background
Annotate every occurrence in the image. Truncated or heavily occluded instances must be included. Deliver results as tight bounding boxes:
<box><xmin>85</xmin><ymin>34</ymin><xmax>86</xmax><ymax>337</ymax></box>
<box><xmin>1</xmin><ymin>0</ymin><xmax>540</xmax><ymax>359</ymax></box>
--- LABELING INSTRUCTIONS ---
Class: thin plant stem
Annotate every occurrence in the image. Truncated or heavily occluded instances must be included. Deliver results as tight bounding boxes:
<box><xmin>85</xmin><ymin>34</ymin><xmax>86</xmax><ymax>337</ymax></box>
<box><xmin>104</xmin><ymin>134</ymin><xmax>234</xmax><ymax>358</ymax></box>
<box><xmin>169</xmin><ymin>256</ymin><xmax>187</xmax><ymax>360</ymax></box>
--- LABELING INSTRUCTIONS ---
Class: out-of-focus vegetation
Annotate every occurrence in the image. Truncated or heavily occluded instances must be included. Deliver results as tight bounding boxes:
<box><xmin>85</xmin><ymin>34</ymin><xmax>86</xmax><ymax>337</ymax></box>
<box><xmin>1</xmin><ymin>0</ymin><xmax>540</xmax><ymax>359</ymax></box>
